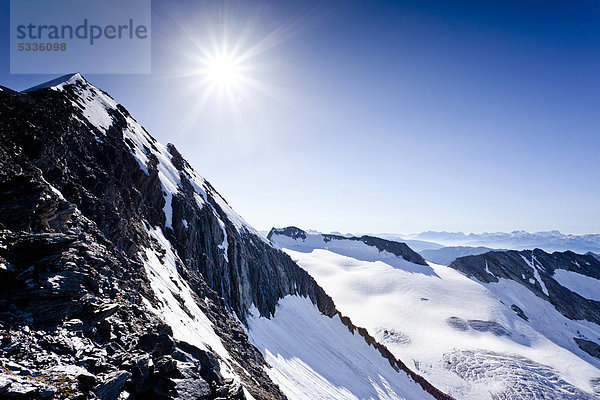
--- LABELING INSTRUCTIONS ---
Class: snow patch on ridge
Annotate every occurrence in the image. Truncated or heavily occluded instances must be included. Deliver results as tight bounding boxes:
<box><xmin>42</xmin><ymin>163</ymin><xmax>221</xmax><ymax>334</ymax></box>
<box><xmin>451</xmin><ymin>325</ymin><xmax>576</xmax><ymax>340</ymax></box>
<box><xmin>26</xmin><ymin>73</ymin><xmax>117</xmax><ymax>134</ymax></box>
<box><xmin>484</xmin><ymin>261</ymin><xmax>494</xmax><ymax>277</ymax></box>
<box><xmin>553</xmin><ymin>269</ymin><xmax>600</xmax><ymax>302</ymax></box>
<box><xmin>246</xmin><ymin>295</ymin><xmax>433</xmax><ymax>400</ymax></box>
<box><xmin>122</xmin><ymin>117</ymin><xmax>150</xmax><ymax>174</ymax></box>
<box><xmin>153</xmin><ymin>145</ymin><xmax>180</xmax><ymax>229</ymax></box>
<box><xmin>112</xmin><ymin>108</ymin><xmax>181</xmax><ymax>228</ymax></box>
<box><xmin>242</xmin><ymin>388</ymin><xmax>257</xmax><ymax>400</ymax></box>
<box><xmin>520</xmin><ymin>253</ymin><xmax>549</xmax><ymax>296</ymax></box>
<box><xmin>73</xmin><ymin>86</ymin><xmax>116</xmax><ymax>133</ymax></box>
<box><xmin>120</xmin><ymin>118</ymin><xmax>182</xmax><ymax>229</ymax></box>
<box><xmin>216</xmin><ymin>217</ymin><xmax>229</xmax><ymax>262</ymax></box>
<box><xmin>23</xmin><ymin>73</ymin><xmax>83</xmax><ymax>93</ymax></box>
<box><xmin>141</xmin><ymin>225</ymin><xmax>230</xmax><ymax>361</ymax></box>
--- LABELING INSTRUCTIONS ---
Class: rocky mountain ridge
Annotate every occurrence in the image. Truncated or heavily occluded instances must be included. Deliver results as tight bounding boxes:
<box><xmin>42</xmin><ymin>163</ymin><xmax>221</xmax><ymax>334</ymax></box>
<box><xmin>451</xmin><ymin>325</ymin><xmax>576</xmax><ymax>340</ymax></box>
<box><xmin>0</xmin><ymin>74</ymin><xmax>447</xmax><ymax>399</ymax></box>
<box><xmin>0</xmin><ymin>73</ymin><xmax>291</xmax><ymax>399</ymax></box>
<box><xmin>404</xmin><ymin>230</ymin><xmax>600</xmax><ymax>254</ymax></box>
<box><xmin>450</xmin><ymin>249</ymin><xmax>600</xmax><ymax>359</ymax></box>
<box><xmin>418</xmin><ymin>246</ymin><xmax>498</xmax><ymax>266</ymax></box>
<box><xmin>268</xmin><ymin>227</ymin><xmax>428</xmax><ymax>266</ymax></box>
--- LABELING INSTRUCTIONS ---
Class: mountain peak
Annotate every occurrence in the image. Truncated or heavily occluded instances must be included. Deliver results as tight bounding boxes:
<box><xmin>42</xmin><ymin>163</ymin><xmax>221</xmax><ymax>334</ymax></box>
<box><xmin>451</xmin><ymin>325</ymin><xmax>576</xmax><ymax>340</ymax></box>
<box><xmin>22</xmin><ymin>72</ymin><xmax>86</xmax><ymax>93</ymax></box>
<box><xmin>268</xmin><ymin>226</ymin><xmax>307</xmax><ymax>241</ymax></box>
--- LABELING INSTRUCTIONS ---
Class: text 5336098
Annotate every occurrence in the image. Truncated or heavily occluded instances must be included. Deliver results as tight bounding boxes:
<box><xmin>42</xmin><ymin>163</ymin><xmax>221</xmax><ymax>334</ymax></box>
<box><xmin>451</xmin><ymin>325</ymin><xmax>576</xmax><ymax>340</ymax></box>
<box><xmin>18</xmin><ymin>42</ymin><xmax>67</xmax><ymax>52</ymax></box>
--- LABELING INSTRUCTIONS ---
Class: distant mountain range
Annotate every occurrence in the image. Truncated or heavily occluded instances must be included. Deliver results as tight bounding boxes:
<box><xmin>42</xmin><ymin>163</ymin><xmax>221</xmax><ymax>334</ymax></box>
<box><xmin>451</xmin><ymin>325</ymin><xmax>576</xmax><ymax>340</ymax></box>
<box><xmin>373</xmin><ymin>230</ymin><xmax>600</xmax><ymax>254</ymax></box>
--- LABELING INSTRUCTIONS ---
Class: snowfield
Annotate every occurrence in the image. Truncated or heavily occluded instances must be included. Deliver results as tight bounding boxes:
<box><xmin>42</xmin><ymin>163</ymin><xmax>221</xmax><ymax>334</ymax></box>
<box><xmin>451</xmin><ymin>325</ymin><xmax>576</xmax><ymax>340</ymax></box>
<box><xmin>246</xmin><ymin>295</ymin><xmax>434</xmax><ymax>400</ymax></box>
<box><xmin>553</xmin><ymin>269</ymin><xmax>600</xmax><ymax>302</ymax></box>
<box><xmin>271</xmin><ymin>231</ymin><xmax>600</xmax><ymax>399</ymax></box>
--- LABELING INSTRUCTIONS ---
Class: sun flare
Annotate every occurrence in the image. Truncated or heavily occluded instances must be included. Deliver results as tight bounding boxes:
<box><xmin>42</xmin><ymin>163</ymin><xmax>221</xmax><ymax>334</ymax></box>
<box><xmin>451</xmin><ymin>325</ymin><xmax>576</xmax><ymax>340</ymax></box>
<box><xmin>173</xmin><ymin>5</ymin><xmax>306</xmax><ymax>131</ymax></box>
<box><xmin>204</xmin><ymin>53</ymin><xmax>242</xmax><ymax>88</ymax></box>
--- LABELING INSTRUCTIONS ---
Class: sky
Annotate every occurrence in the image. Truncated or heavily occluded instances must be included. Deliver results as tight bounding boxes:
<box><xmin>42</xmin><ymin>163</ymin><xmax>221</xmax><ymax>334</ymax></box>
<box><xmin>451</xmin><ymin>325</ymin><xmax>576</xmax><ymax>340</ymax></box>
<box><xmin>1</xmin><ymin>0</ymin><xmax>599</xmax><ymax>234</ymax></box>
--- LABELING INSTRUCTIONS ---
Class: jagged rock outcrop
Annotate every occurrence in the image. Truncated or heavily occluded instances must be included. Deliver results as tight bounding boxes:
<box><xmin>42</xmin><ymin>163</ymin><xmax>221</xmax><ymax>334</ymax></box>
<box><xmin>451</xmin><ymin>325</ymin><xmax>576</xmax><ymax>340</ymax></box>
<box><xmin>0</xmin><ymin>157</ymin><xmax>250</xmax><ymax>399</ymax></box>
<box><xmin>268</xmin><ymin>226</ymin><xmax>306</xmax><ymax>241</ymax></box>
<box><xmin>587</xmin><ymin>252</ymin><xmax>600</xmax><ymax>262</ymax></box>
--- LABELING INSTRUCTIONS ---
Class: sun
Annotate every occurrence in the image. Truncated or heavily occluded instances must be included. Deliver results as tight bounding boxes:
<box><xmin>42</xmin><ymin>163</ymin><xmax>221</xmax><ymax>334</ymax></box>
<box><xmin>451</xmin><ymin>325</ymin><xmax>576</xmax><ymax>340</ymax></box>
<box><xmin>172</xmin><ymin>4</ymin><xmax>307</xmax><ymax>130</ymax></box>
<box><xmin>168</xmin><ymin>0</ymin><xmax>321</xmax><ymax>138</ymax></box>
<box><xmin>204</xmin><ymin>53</ymin><xmax>242</xmax><ymax>89</ymax></box>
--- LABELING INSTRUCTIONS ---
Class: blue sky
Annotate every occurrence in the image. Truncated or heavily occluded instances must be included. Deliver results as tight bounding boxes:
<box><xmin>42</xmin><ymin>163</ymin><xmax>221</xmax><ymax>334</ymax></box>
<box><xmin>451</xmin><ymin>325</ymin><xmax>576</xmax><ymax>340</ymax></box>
<box><xmin>1</xmin><ymin>0</ymin><xmax>599</xmax><ymax>234</ymax></box>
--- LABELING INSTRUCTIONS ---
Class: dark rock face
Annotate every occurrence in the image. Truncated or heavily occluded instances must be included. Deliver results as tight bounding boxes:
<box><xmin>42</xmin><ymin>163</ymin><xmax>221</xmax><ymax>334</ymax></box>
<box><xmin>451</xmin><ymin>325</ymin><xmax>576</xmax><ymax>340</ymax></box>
<box><xmin>511</xmin><ymin>304</ymin><xmax>529</xmax><ymax>321</ymax></box>
<box><xmin>268</xmin><ymin>227</ymin><xmax>306</xmax><ymax>241</ymax></box>
<box><xmin>353</xmin><ymin>235</ymin><xmax>428</xmax><ymax>266</ymax></box>
<box><xmin>587</xmin><ymin>252</ymin><xmax>600</xmax><ymax>262</ymax></box>
<box><xmin>0</xmin><ymin>160</ymin><xmax>256</xmax><ymax>398</ymax></box>
<box><xmin>446</xmin><ymin>317</ymin><xmax>468</xmax><ymax>331</ymax></box>
<box><xmin>93</xmin><ymin>371</ymin><xmax>132</xmax><ymax>400</ymax></box>
<box><xmin>449</xmin><ymin>249</ymin><xmax>600</xmax><ymax>325</ymax></box>
<box><xmin>575</xmin><ymin>338</ymin><xmax>600</xmax><ymax>360</ymax></box>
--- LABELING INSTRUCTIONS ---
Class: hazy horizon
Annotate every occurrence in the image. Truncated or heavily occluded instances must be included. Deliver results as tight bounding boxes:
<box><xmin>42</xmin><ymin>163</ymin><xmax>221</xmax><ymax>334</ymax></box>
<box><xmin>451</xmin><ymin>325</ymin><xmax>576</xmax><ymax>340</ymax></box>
<box><xmin>262</xmin><ymin>226</ymin><xmax>600</xmax><ymax>237</ymax></box>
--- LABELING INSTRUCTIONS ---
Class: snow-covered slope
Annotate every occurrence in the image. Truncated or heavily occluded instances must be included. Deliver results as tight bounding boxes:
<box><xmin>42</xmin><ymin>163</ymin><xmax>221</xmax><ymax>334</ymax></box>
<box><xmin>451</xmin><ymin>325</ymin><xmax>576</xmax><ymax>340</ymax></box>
<box><xmin>142</xmin><ymin>225</ymin><xmax>233</xmax><ymax>363</ymax></box>
<box><xmin>270</xmin><ymin>227</ymin><xmax>600</xmax><ymax>399</ymax></box>
<box><xmin>247</xmin><ymin>295</ymin><xmax>434</xmax><ymax>400</ymax></box>
<box><xmin>553</xmin><ymin>269</ymin><xmax>600</xmax><ymax>302</ymax></box>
